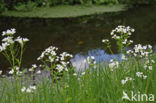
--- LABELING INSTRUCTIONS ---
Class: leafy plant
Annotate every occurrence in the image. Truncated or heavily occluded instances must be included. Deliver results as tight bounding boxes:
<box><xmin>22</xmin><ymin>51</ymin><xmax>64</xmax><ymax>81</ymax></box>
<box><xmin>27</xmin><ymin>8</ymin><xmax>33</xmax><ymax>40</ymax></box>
<box><xmin>0</xmin><ymin>28</ymin><xmax>29</xmax><ymax>76</ymax></box>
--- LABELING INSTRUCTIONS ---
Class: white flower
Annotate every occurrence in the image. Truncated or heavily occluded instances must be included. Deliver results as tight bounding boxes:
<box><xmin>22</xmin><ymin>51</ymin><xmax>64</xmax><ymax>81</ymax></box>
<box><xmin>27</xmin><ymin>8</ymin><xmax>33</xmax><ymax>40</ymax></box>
<box><xmin>109</xmin><ymin>61</ymin><xmax>119</xmax><ymax>69</ymax></box>
<box><xmin>116</xmin><ymin>36</ymin><xmax>120</xmax><ymax>39</ymax></box>
<box><xmin>32</xmin><ymin>64</ymin><xmax>37</xmax><ymax>68</ymax></box>
<box><xmin>121</xmin><ymin>80</ymin><xmax>127</xmax><ymax>85</ymax></box>
<box><xmin>36</xmin><ymin>70</ymin><xmax>41</xmax><ymax>74</ymax></box>
<box><xmin>0</xmin><ymin>42</ymin><xmax>10</xmax><ymax>51</ymax></box>
<box><xmin>21</xmin><ymin>87</ymin><xmax>26</xmax><ymax>92</ymax></box>
<box><xmin>15</xmin><ymin>36</ymin><xmax>23</xmax><ymax>44</ymax></box>
<box><xmin>73</xmin><ymin>73</ymin><xmax>77</xmax><ymax>76</ymax></box>
<box><xmin>29</xmin><ymin>86</ymin><xmax>36</xmax><ymax>90</ymax></box>
<box><xmin>148</xmin><ymin>45</ymin><xmax>152</xmax><ymax>49</ymax></box>
<box><xmin>9</xmin><ymin>69</ymin><xmax>14</xmax><ymax>74</ymax></box>
<box><xmin>148</xmin><ymin>66</ymin><xmax>152</xmax><ymax>70</ymax></box>
<box><xmin>136</xmin><ymin>72</ymin><xmax>143</xmax><ymax>77</ymax></box>
<box><xmin>122</xmin><ymin>39</ymin><xmax>127</xmax><ymax>44</ymax></box>
<box><xmin>133</xmin><ymin>44</ymin><xmax>152</xmax><ymax>58</ymax></box>
<box><xmin>56</xmin><ymin>64</ymin><xmax>64</xmax><ymax>72</ymax></box>
<box><xmin>49</xmin><ymin>56</ymin><xmax>54</xmax><ymax>62</ymax></box>
<box><xmin>23</xmin><ymin>38</ymin><xmax>29</xmax><ymax>42</ymax></box>
<box><xmin>93</xmin><ymin>61</ymin><xmax>96</xmax><ymax>64</ymax></box>
<box><xmin>60</xmin><ymin>52</ymin><xmax>72</xmax><ymax>61</ymax></box>
<box><xmin>111</xmin><ymin>26</ymin><xmax>134</xmax><ymax>36</ymax></box>
<box><xmin>16</xmin><ymin>71</ymin><xmax>22</xmax><ymax>75</ymax></box>
<box><xmin>2</xmin><ymin>28</ymin><xmax>16</xmax><ymax>36</ymax></box>
<box><xmin>29</xmin><ymin>68</ymin><xmax>34</xmax><ymax>72</ymax></box>
<box><xmin>15</xmin><ymin>66</ymin><xmax>19</xmax><ymax>70</ymax></box>
<box><xmin>26</xmin><ymin>88</ymin><xmax>32</xmax><ymax>93</ymax></box>
<box><xmin>143</xmin><ymin>75</ymin><xmax>147</xmax><ymax>79</ymax></box>
<box><xmin>84</xmin><ymin>59</ymin><xmax>87</xmax><ymax>63</ymax></box>
<box><xmin>91</xmin><ymin>56</ymin><xmax>95</xmax><ymax>60</ymax></box>
<box><xmin>121</xmin><ymin>77</ymin><xmax>133</xmax><ymax>85</ymax></box>
<box><xmin>84</xmin><ymin>56</ymin><xmax>96</xmax><ymax>65</ymax></box>
<box><xmin>151</xmin><ymin>60</ymin><xmax>155</xmax><ymax>63</ymax></box>
<box><xmin>134</xmin><ymin>53</ymin><xmax>137</xmax><ymax>57</ymax></box>
<box><xmin>110</xmin><ymin>59</ymin><xmax>114</xmax><ymax>62</ymax></box>
<box><xmin>15</xmin><ymin>36</ymin><xmax>29</xmax><ymax>45</ymax></box>
<box><xmin>2</xmin><ymin>36</ymin><xmax>14</xmax><ymax>44</ymax></box>
<box><xmin>81</xmin><ymin>72</ymin><xmax>85</xmax><ymax>75</ymax></box>
<box><xmin>121</xmin><ymin>54</ymin><xmax>127</xmax><ymax>60</ymax></box>
<box><xmin>21</xmin><ymin>85</ymin><xmax>36</xmax><ymax>93</ymax></box>
<box><xmin>131</xmin><ymin>29</ymin><xmax>135</xmax><ymax>32</ymax></box>
<box><xmin>128</xmin><ymin>32</ymin><xmax>132</xmax><ymax>35</ymax></box>
<box><xmin>0</xmin><ymin>70</ymin><xmax>2</xmax><ymax>75</ymax></box>
<box><xmin>102</xmin><ymin>39</ymin><xmax>109</xmax><ymax>43</ymax></box>
<box><xmin>144</xmin><ymin>65</ymin><xmax>147</xmax><ymax>69</ymax></box>
<box><xmin>129</xmin><ymin>40</ymin><xmax>133</xmax><ymax>43</ymax></box>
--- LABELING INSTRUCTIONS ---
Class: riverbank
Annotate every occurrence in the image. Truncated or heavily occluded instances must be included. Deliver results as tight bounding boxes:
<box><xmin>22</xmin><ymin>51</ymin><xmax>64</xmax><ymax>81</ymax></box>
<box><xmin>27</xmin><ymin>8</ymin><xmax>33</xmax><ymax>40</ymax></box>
<box><xmin>0</xmin><ymin>5</ymin><xmax>126</xmax><ymax>18</ymax></box>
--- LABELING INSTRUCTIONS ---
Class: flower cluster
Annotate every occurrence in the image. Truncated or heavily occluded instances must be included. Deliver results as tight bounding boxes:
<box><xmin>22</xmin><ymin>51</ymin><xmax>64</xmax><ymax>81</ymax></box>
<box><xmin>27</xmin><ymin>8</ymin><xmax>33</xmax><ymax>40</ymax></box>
<box><xmin>109</xmin><ymin>59</ymin><xmax>119</xmax><ymax>71</ymax></box>
<box><xmin>2</xmin><ymin>28</ymin><xmax>16</xmax><ymax>36</ymax></box>
<box><xmin>0</xmin><ymin>29</ymin><xmax>29</xmax><ymax>75</ymax></box>
<box><xmin>36</xmin><ymin>70</ymin><xmax>41</xmax><ymax>74</ymax></box>
<box><xmin>21</xmin><ymin>85</ymin><xmax>36</xmax><ymax>93</ymax></box>
<box><xmin>8</xmin><ymin>66</ymin><xmax>22</xmax><ymax>75</ymax></box>
<box><xmin>0</xmin><ymin>29</ymin><xmax>29</xmax><ymax>52</ymax></box>
<box><xmin>28</xmin><ymin>64</ymin><xmax>37</xmax><ymax>72</ymax></box>
<box><xmin>38</xmin><ymin>46</ymin><xmax>73</xmax><ymax>80</ymax></box>
<box><xmin>136</xmin><ymin>72</ymin><xmax>147</xmax><ymax>79</ymax></box>
<box><xmin>111</xmin><ymin>25</ymin><xmax>135</xmax><ymax>37</ymax></box>
<box><xmin>37</xmin><ymin>46</ymin><xmax>58</xmax><ymax>61</ymax></box>
<box><xmin>15</xmin><ymin>36</ymin><xmax>29</xmax><ymax>45</ymax></box>
<box><xmin>127</xmin><ymin>44</ymin><xmax>152</xmax><ymax>58</ymax></box>
<box><xmin>102</xmin><ymin>25</ymin><xmax>135</xmax><ymax>54</ymax></box>
<box><xmin>121</xmin><ymin>77</ymin><xmax>134</xmax><ymax>85</ymax></box>
<box><xmin>102</xmin><ymin>39</ymin><xmax>109</xmax><ymax>43</ymax></box>
<box><xmin>111</xmin><ymin>25</ymin><xmax>134</xmax><ymax>46</ymax></box>
<box><xmin>73</xmin><ymin>72</ymin><xmax>86</xmax><ymax>76</ymax></box>
<box><xmin>144</xmin><ymin>59</ymin><xmax>155</xmax><ymax>71</ymax></box>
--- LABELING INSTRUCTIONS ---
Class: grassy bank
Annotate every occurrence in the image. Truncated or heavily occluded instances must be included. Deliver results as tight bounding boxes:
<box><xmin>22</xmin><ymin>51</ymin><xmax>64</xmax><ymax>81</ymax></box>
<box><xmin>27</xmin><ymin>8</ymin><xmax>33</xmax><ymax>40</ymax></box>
<box><xmin>0</xmin><ymin>58</ymin><xmax>156</xmax><ymax>103</ymax></box>
<box><xmin>0</xmin><ymin>26</ymin><xmax>156</xmax><ymax>103</ymax></box>
<box><xmin>0</xmin><ymin>5</ymin><xmax>126</xmax><ymax>18</ymax></box>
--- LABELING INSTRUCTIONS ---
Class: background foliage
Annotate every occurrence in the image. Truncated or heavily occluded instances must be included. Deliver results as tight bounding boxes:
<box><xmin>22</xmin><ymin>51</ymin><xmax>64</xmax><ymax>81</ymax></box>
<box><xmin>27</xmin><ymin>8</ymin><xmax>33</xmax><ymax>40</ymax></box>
<box><xmin>0</xmin><ymin>0</ymin><xmax>156</xmax><ymax>13</ymax></box>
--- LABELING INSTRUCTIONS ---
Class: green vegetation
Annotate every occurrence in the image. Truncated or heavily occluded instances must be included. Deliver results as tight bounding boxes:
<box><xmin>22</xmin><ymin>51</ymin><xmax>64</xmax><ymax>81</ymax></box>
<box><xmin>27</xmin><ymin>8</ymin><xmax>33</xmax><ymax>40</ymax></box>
<box><xmin>0</xmin><ymin>60</ymin><xmax>155</xmax><ymax>103</ymax></box>
<box><xmin>0</xmin><ymin>0</ymin><xmax>155</xmax><ymax>18</ymax></box>
<box><xmin>0</xmin><ymin>26</ymin><xmax>156</xmax><ymax>103</ymax></box>
<box><xmin>0</xmin><ymin>5</ymin><xmax>126</xmax><ymax>18</ymax></box>
<box><xmin>0</xmin><ymin>0</ymin><xmax>119</xmax><ymax>13</ymax></box>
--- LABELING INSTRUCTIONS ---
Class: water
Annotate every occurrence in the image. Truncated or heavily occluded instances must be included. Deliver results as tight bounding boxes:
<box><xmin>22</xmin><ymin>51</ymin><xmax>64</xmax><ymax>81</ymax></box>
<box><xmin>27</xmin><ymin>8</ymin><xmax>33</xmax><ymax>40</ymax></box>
<box><xmin>0</xmin><ymin>5</ymin><xmax>156</xmax><ymax>72</ymax></box>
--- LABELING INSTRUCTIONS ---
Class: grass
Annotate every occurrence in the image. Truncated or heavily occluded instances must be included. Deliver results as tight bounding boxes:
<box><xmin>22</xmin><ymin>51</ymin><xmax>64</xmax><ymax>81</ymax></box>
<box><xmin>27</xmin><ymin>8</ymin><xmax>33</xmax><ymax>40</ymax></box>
<box><xmin>0</xmin><ymin>58</ymin><xmax>156</xmax><ymax>103</ymax></box>
<box><xmin>0</xmin><ymin>26</ymin><xmax>155</xmax><ymax>103</ymax></box>
<box><xmin>0</xmin><ymin>5</ymin><xmax>126</xmax><ymax>18</ymax></box>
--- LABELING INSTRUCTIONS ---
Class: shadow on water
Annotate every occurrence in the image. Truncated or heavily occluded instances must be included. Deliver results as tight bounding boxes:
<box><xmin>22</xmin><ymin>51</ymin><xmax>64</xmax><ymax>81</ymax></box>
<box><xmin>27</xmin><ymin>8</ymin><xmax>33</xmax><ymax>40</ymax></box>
<box><xmin>0</xmin><ymin>5</ymin><xmax>156</xmax><ymax>71</ymax></box>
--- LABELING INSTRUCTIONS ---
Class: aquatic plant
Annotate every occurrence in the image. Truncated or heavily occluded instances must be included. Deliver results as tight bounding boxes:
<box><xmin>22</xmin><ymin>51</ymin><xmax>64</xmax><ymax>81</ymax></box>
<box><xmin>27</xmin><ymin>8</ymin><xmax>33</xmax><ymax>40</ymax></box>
<box><xmin>37</xmin><ymin>46</ymin><xmax>73</xmax><ymax>81</ymax></box>
<box><xmin>1</xmin><ymin>0</ymin><xmax>155</xmax><ymax>13</ymax></box>
<box><xmin>0</xmin><ymin>26</ymin><xmax>155</xmax><ymax>103</ymax></box>
<box><xmin>0</xmin><ymin>28</ymin><xmax>29</xmax><ymax>76</ymax></box>
<box><xmin>102</xmin><ymin>25</ymin><xmax>155</xmax><ymax>101</ymax></box>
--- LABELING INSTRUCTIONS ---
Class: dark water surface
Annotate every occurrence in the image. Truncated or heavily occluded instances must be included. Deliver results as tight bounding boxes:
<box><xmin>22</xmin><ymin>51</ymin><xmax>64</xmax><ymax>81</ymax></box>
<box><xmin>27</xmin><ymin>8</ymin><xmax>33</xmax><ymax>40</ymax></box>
<box><xmin>0</xmin><ymin>5</ymin><xmax>156</xmax><ymax>71</ymax></box>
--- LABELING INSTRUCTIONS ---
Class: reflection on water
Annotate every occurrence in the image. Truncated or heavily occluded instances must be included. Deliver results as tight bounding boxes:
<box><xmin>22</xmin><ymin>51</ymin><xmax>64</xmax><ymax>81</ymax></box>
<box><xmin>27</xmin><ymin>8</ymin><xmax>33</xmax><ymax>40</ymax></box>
<box><xmin>71</xmin><ymin>47</ymin><xmax>156</xmax><ymax>71</ymax></box>
<box><xmin>0</xmin><ymin>5</ymin><xmax>156</xmax><ymax>71</ymax></box>
<box><xmin>71</xmin><ymin>49</ymin><xmax>122</xmax><ymax>71</ymax></box>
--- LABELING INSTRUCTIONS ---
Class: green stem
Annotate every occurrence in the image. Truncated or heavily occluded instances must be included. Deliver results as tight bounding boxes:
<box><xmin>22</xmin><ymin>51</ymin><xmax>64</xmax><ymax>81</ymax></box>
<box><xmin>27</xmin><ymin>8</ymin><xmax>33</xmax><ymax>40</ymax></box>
<box><xmin>19</xmin><ymin>44</ymin><xmax>24</xmax><ymax>68</ymax></box>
